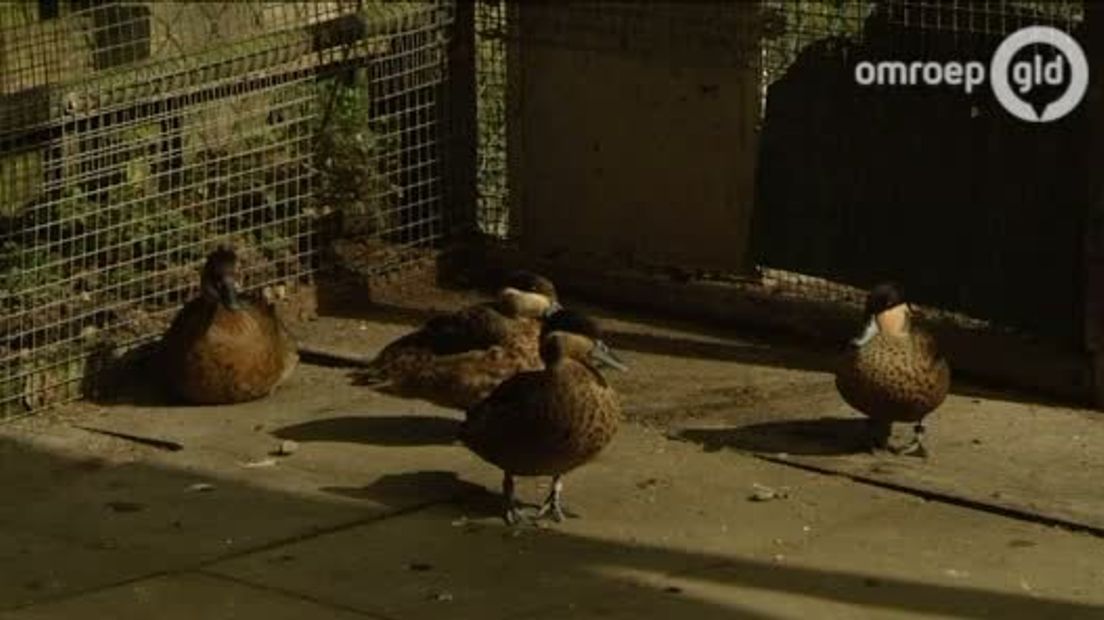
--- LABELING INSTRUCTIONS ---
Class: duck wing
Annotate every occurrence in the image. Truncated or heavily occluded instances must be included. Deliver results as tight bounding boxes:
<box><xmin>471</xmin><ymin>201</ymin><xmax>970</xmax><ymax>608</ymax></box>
<box><xmin>460</xmin><ymin>370</ymin><xmax>553</xmax><ymax>451</ymax></box>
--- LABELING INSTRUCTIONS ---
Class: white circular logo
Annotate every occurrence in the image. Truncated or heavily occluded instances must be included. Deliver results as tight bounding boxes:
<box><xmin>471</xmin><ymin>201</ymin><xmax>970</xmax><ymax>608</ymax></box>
<box><xmin>990</xmin><ymin>26</ymin><xmax>1089</xmax><ymax>123</ymax></box>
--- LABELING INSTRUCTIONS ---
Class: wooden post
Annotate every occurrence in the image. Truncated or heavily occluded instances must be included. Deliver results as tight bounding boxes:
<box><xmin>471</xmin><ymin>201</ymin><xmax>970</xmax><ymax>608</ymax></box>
<box><xmin>1083</xmin><ymin>3</ymin><xmax>1104</xmax><ymax>407</ymax></box>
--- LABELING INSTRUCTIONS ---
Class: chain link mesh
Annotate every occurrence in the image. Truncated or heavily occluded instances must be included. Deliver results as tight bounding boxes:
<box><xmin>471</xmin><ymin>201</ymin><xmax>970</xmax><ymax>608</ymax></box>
<box><xmin>0</xmin><ymin>1</ymin><xmax>455</xmax><ymax>416</ymax></box>
<box><xmin>755</xmin><ymin>0</ymin><xmax>1087</xmax><ymax>340</ymax></box>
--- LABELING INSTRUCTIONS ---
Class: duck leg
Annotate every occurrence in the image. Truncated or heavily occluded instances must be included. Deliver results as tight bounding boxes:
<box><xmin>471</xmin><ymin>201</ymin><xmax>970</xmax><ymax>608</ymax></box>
<box><xmin>866</xmin><ymin>418</ymin><xmax>892</xmax><ymax>454</ymax></box>
<box><xmin>502</xmin><ymin>472</ymin><xmax>524</xmax><ymax>525</ymax></box>
<box><xmin>892</xmin><ymin>422</ymin><xmax>929</xmax><ymax>458</ymax></box>
<box><xmin>535</xmin><ymin>475</ymin><xmax>570</xmax><ymax>522</ymax></box>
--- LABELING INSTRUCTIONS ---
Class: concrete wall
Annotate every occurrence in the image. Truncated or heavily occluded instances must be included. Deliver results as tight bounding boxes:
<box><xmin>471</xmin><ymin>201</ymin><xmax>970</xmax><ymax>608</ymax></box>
<box><xmin>513</xmin><ymin>3</ymin><xmax>760</xmax><ymax>273</ymax></box>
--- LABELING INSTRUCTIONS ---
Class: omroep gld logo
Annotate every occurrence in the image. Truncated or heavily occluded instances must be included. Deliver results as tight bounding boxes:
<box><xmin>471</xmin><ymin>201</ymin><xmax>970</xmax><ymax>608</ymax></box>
<box><xmin>854</xmin><ymin>25</ymin><xmax>1088</xmax><ymax>123</ymax></box>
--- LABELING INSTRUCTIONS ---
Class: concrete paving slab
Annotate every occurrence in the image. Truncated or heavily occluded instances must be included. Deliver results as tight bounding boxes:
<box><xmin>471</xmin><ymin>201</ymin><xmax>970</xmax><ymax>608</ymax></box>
<box><xmin>206</xmin><ymin>424</ymin><xmax>1104</xmax><ymax>619</ymax></box>
<box><xmin>0</xmin><ymin>572</ymin><xmax>377</xmax><ymax>620</ymax></box>
<box><xmin>0</xmin><ymin>530</ymin><xmax>163</xmax><ymax>611</ymax></box>
<box><xmin>1</xmin><ymin>307</ymin><xmax>1102</xmax><ymax>620</ymax></box>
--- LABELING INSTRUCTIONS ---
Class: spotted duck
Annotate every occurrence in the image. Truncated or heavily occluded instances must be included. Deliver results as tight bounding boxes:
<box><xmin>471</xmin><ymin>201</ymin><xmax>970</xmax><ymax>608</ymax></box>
<box><xmin>835</xmin><ymin>282</ymin><xmax>950</xmax><ymax>457</ymax></box>
<box><xmin>356</xmin><ymin>270</ymin><xmax>561</xmax><ymax>409</ymax></box>
<box><xmin>460</xmin><ymin>309</ymin><xmax>627</xmax><ymax>524</ymax></box>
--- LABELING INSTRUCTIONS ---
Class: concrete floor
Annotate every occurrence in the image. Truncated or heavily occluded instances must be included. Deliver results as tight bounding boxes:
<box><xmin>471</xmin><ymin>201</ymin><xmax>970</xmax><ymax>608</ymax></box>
<box><xmin>0</xmin><ymin>294</ymin><xmax>1102</xmax><ymax>619</ymax></box>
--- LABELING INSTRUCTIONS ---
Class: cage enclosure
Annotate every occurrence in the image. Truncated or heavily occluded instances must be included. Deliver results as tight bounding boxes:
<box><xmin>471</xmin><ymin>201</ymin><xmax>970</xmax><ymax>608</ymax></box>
<box><xmin>1</xmin><ymin>0</ymin><xmax>1101</xmax><ymax>415</ymax></box>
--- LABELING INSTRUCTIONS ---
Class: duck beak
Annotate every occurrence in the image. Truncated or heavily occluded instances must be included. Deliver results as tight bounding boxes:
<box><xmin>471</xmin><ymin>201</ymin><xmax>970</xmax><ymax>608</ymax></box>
<box><xmin>542</xmin><ymin>299</ymin><xmax>564</xmax><ymax>318</ymax></box>
<box><xmin>219</xmin><ymin>277</ymin><xmax>242</xmax><ymax>310</ymax></box>
<box><xmin>850</xmin><ymin>316</ymin><xmax>878</xmax><ymax>347</ymax></box>
<box><xmin>590</xmin><ymin>339</ymin><xmax>628</xmax><ymax>371</ymax></box>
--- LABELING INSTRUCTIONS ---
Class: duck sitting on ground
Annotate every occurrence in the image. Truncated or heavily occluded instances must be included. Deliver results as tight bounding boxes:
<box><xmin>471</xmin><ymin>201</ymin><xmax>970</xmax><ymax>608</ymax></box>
<box><xmin>835</xmin><ymin>282</ymin><xmax>950</xmax><ymax>457</ymax></box>
<box><xmin>460</xmin><ymin>309</ymin><xmax>627</xmax><ymax>524</ymax></box>
<box><xmin>160</xmin><ymin>247</ymin><xmax>299</xmax><ymax>405</ymax></box>
<box><xmin>353</xmin><ymin>270</ymin><xmax>561</xmax><ymax>410</ymax></box>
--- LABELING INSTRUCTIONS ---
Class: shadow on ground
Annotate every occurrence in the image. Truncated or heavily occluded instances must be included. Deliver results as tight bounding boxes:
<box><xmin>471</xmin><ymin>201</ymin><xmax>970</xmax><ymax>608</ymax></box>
<box><xmin>322</xmin><ymin>470</ymin><xmax>502</xmax><ymax>515</ymax></box>
<box><xmin>272</xmin><ymin>415</ymin><xmax>461</xmax><ymax>447</ymax></box>
<box><xmin>672</xmin><ymin>417</ymin><xmax>870</xmax><ymax>457</ymax></box>
<box><xmin>0</xmin><ymin>428</ymin><xmax>1099</xmax><ymax>619</ymax></box>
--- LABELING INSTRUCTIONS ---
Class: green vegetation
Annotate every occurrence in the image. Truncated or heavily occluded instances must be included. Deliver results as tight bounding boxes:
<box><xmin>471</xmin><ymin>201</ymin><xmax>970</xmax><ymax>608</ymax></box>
<box><xmin>313</xmin><ymin>70</ymin><xmax>402</xmax><ymax>238</ymax></box>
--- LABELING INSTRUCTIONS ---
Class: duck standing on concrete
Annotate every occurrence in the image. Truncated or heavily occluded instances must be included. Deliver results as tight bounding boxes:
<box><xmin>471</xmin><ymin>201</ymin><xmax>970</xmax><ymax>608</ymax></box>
<box><xmin>460</xmin><ymin>309</ymin><xmax>627</xmax><ymax>524</ymax></box>
<box><xmin>836</xmin><ymin>282</ymin><xmax>950</xmax><ymax>457</ymax></box>
<box><xmin>355</xmin><ymin>271</ymin><xmax>562</xmax><ymax>409</ymax></box>
<box><xmin>161</xmin><ymin>247</ymin><xmax>299</xmax><ymax>404</ymax></box>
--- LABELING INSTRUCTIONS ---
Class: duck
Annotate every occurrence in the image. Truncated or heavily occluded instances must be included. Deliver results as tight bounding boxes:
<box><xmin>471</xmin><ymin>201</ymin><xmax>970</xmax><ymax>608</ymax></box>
<box><xmin>160</xmin><ymin>247</ymin><xmax>299</xmax><ymax>404</ymax></box>
<box><xmin>835</xmin><ymin>282</ymin><xmax>950</xmax><ymax>457</ymax></box>
<box><xmin>460</xmin><ymin>308</ymin><xmax>627</xmax><ymax>524</ymax></box>
<box><xmin>353</xmin><ymin>270</ymin><xmax>561</xmax><ymax>409</ymax></box>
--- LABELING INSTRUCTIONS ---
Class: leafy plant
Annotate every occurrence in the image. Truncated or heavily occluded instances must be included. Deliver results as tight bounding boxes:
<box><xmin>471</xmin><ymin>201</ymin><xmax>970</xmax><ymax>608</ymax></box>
<box><xmin>313</xmin><ymin>71</ymin><xmax>403</xmax><ymax>237</ymax></box>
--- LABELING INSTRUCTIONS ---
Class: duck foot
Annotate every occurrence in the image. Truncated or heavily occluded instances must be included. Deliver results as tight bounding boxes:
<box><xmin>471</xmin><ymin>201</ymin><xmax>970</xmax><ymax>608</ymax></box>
<box><xmin>890</xmin><ymin>423</ymin><xmax>928</xmax><ymax>459</ymax></box>
<box><xmin>502</xmin><ymin>473</ymin><xmax>524</xmax><ymax>525</ymax></box>
<box><xmin>865</xmin><ymin>418</ymin><xmax>892</xmax><ymax>455</ymax></box>
<box><xmin>534</xmin><ymin>476</ymin><xmax>579</xmax><ymax>522</ymax></box>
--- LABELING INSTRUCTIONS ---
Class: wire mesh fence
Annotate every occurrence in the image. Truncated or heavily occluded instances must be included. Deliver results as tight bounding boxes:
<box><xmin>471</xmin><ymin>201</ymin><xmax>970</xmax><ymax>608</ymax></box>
<box><xmin>474</xmin><ymin>0</ymin><xmax>510</xmax><ymax>238</ymax></box>
<box><xmin>471</xmin><ymin>1</ymin><xmax>1091</xmax><ymax>364</ymax></box>
<box><xmin>0</xmin><ymin>1</ymin><xmax>456</xmax><ymax>416</ymax></box>
<box><xmin>754</xmin><ymin>0</ymin><xmax>1089</xmax><ymax>344</ymax></box>
<box><xmin>1</xmin><ymin>1</ymin><xmax>1095</xmax><ymax>415</ymax></box>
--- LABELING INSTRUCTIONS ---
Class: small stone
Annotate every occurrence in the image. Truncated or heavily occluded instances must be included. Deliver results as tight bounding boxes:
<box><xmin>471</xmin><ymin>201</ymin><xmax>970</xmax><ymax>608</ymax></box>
<box><xmin>188</xmin><ymin>483</ymin><xmax>215</xmax><ymax>493</ymax></box>
<box><xmin>430</xmin><ymin>591</ymin><xmax>453</xmax><ymax>602</ymax></box>
<box><xmin>749</xmin><ymin>483</ymin><xmax>788</xmax><ymax>502</ymax></box>
<box><xmin>275</xmin><ymin>440</ymin><xmax>299</xmax><ymax>456</ymax></box>
<box><xmin>408</xmin><ymin>562</ymin><xmax>434</xmax><ymax>572</ymax></box>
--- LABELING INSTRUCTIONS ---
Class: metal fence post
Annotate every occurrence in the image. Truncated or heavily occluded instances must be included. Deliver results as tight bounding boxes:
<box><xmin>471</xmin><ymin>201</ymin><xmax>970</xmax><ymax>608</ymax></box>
<box><xmin>447</xmin><ymin>0</ymin><xmax>478</xmax><ymax>237</ymax></box>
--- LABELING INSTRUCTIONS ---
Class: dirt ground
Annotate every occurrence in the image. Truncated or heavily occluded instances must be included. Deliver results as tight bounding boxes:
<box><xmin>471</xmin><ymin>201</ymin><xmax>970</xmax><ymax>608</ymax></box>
<box><xmin>0</xmin><ymin>283</ymin><xmax>1102</xmax><ymax>619</ymax></box>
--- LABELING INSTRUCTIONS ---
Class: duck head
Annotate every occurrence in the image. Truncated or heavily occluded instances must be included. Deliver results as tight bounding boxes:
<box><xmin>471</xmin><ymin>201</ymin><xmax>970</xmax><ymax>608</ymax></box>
<box><xmin>852</xmin><ymin>281</ymin><xmax>911</xmax><ymax>346</ymax></box>
<box><xmin>496</xmin><ymin>270</ymin><xmax>561</xmax><ymax>318</ymax></box>
<box><xmin>200</xmin><ymin>247</ymin><xmax>243</xmax><ymax>310</ymax></box>
<box><xmin>540</xmin><ymin>309</ymin><xmax>628</xmax><ymax>371</ymax></box>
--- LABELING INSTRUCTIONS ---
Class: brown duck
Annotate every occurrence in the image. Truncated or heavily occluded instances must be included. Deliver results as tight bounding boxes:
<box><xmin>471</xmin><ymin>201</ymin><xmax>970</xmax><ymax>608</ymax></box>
<box><xmin>356</xmin><ymin>271</ymin><xmax>561</xmax><ymax>410</ymax></box>
<box><xmin>460</xmin><ymin>309</ymin><xmax>627</xmax><ymax>524</ymax></box>
<box><xmin>835</xmin><ymin>282</ymin><xmax>950</xmax><ymax>457</ymax></box>
<box><xmin>161</xmin><ymin>248</ymin><xmax>298</xmax><ymax>404</ymax></box>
